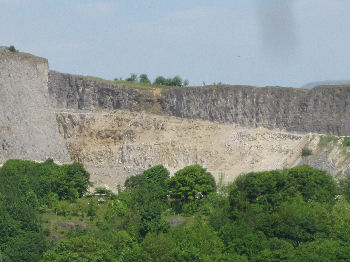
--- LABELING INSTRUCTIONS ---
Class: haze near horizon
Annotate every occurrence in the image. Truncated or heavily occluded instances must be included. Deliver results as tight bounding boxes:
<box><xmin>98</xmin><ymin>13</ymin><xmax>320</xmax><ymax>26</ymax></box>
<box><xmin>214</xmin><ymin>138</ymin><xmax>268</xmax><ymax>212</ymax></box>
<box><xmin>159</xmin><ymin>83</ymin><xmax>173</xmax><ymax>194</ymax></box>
<box><xmin>2</xmin><ymin>0</ymin><xmax>350</xmax><ymax>88</ymax></box>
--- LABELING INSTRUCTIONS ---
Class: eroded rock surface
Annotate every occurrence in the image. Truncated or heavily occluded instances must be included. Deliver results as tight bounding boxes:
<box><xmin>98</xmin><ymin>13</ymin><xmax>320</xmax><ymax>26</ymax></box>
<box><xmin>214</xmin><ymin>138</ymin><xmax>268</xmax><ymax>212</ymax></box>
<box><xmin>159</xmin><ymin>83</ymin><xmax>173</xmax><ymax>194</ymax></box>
<box><xmin>0</xmin><ymin>49</ymin><xmax>69</xmax><ymax>163</ymax></box>
<box><xmin>56</xmin><ymin>110</ymin><xmax>350</xmax><ymax>190</ymax></box>
<box><xmin>49</xmin><ymin>71</ymin><xmax>350</xmax><ymax>136</ymax></box>
<box><xmin>1</xmin><ymin>50</ymin><xmax>350</xmax><ymax>190</ymax></box>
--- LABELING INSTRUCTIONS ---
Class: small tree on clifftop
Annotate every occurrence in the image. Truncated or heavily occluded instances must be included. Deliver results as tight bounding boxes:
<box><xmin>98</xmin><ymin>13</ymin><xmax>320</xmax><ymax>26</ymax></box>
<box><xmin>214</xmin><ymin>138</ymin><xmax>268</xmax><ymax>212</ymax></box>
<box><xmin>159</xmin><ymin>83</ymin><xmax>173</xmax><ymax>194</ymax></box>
<box><xmin>8</xmin><ymin>45</ymin><xmax>17</xmax><ymax>52</ymax></box>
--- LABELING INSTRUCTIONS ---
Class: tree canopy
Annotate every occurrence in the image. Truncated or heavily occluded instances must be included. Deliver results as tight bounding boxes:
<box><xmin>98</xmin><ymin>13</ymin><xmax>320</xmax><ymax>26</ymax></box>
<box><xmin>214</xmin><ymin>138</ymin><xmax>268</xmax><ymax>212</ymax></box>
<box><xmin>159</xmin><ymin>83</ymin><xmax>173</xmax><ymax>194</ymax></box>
<box><xmin>1</xmin><ymin>160</ymin><xmax>350</xmax><ymax>261</ymax></box>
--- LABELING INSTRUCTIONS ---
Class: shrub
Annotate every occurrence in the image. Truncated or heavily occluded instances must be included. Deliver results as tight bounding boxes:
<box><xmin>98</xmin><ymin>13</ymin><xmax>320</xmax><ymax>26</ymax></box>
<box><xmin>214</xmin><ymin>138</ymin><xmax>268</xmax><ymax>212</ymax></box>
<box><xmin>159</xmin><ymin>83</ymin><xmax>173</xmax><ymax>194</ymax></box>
<box><xmin>339</xmin><ymin>174</ymin><xmax>350</xmax><ymax>201</ymax></box>
<box><xmin>154</xmin><ymin>76</ymin><xmax>167</xmax><ymax>85</ymax></box>
<box><xmin>170</xmin><ymin>76</ymin><xmax>182</xmax><ymax>87</ymax></box>
<box><xmin>126</xmin><ymin>73</ymin><xmax>138</xmax><ymax>82</ymax></box>
<box><xmin>342</xmin><ymin>137</ymin><xmax>350</xmax><ymax>147</ymax></box>
<box><xmin>168</xmin><ymin>165</ymin><xmax>216</xmax><ymax>213</ymax></box>
<box><xmin>8</xmin><ymin>45</ymin><xmax>17</xmax><ymax>52</ymax></box>
<box><xmin>139</xmin><ymin>74</ymin><xmax>151</xmax><ymax>84</ymax></box>
<box><xmin>94</xmin><ymin>187</ymin><xmax>115</xmax><ymax>198</ymax></box>
<box><xmin>301</xmin><ymin>148</ymin><xmax>312</xmax><ymax>157</ymax></box>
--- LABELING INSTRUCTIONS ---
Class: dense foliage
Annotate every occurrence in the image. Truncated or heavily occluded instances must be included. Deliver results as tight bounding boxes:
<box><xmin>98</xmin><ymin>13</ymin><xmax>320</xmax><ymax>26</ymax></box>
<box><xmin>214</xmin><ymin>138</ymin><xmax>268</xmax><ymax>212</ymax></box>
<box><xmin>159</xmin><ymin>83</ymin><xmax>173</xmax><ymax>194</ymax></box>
<box><xmin>2</xmin><ymin>160</ymin><xmax>350</xmax><ymax>261</ymax></box>
<box><xmin>0</xmin><ymin>159</ymin><xmax>90</xmax><ymax>261</ymax></box>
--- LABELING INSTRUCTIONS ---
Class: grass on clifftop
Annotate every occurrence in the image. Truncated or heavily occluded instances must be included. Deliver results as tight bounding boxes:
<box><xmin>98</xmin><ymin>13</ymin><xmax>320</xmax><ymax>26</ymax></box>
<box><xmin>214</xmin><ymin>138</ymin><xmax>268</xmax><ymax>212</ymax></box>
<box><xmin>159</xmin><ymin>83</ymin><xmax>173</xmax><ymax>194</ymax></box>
<box><xmin>86</xmin><ymin>75</ymin><xmax>228</xmax><ymax>91</ymax></box>
<box><xmin>86</xmin><ymin>76</ymin><xmax>186</xmax><ymax>90</ymax></box>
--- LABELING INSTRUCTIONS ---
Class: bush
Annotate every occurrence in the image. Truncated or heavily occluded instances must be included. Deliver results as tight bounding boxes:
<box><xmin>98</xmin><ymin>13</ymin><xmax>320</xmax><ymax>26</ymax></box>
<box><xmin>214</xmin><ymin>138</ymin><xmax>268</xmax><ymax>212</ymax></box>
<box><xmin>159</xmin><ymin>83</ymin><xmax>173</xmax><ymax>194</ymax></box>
<box><xmin>170</xmin><ymin>76</ymin><xmax>182</xmax><ymax>87</ymax></box>
<box><xmin>229</xmin><ymin>165</ymin><xmax>338</xmax><ymax>215</ymax></box>
<box><xmin>154</xmin><ymin>76</ymin><xmax>167</xmax><ymax>86</ymax></box>
<box><xmin>8</xmin><ymin>45</ymin><xmax>17</xmax><ymax>52</ymax></box>
<box><xmin>139</xmin><ymin>74</ymin><xmax>151</xmax><ymax>84</ymax></box>
<box><xmin>94</xmin><ymin>187</ymin><xmax>115</xmax><ymax>198</ymax></box>
<box><xmin>343</xmin><ymin>137</ymin><xmax>350</xmax><ymax>147</ymax></box>
<box><xmin>126</xmin><ymin>73</ymin><xmax>138</xmax><ymax>82</ymax></box>
<box><xmin>301</xmin><ymin>148</ymin><xmax>312</xmax><ymax>157</ymax></box>
<box><xmin>339</xmin><ymin>174</ymin><xmax>350</xmax><ymax>201</ymax></box>
<box><xmin>168</xmin><ymin>165</ymin><xmax>216</xmax><ymax>213</ymax></box>
<box><xmin>289</xmin><ymin>165</ymin><xmax>338</xmax><ymax>203</ymax></box>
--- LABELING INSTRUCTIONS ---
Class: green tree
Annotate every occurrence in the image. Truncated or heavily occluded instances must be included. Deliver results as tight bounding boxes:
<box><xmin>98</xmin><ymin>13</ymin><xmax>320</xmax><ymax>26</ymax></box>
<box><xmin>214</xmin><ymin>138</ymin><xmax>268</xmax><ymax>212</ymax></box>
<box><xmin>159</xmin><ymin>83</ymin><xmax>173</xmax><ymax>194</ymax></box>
<box><xmin>118</xmin><ymin>166</ymin><xmax>171</xmax><ymax>237</ymax></box>
<box><xmin>339</xmin><ymin>173</ymin><xmax>350</xmax><ymax>202</ymax></box>
<box><xmin>8</xmin><ymin>45</ymin><xmax>17</xmax><ymax>52</ymax></box>
<box><xmin>41</xmin><ymin>234</ymin><xmax>115</xmax><ymax>262</ymax></box>
<box><xmin>139</xmin><ymin>74</ymin><xmax>151</xmax><ymax>84</ymax></box>
<box><xmin>229</xmin><ymin>165</ymin><xmax>338</xmax><ymax>215</ymax></box>
<box><xmin>88</xmin><ymin>199</ymin><xmax>97</xmax><ymax>221</ymax></box>
<box><xmin>170</xmin><ymin>219</ymin><xmax>227</xmax><ymax>261</ymax></box>
<box><xmin>295</xmin><ymin>239</ymin><xmax>350</xmax><ymax>262</ymax></box>
<box><xmin>170</xmin><ymin>76</ymin><xmax>183</xmax><ymax>86</ymax></box>
<box><xmin>57</xmin><ymin>162</ymin><xmax>91</xmax><ymax>200</ymax></box>
<box><xmin>141</xmin><ymin>233</ymin><xmax>179</xmax><ymax>262</ymax></box>
<box><xmin>289</xmin><ymin>165</ymin><xmax>338</xmax><ymax>203</ymax></box>
<box><xmin>254</xmin><ymin>238</ymin><xmax>296</xmax><ymax>262</ymax></box>
<box><xmin>154</xmin><ymin>76</ymin><xmax>167</xmax><ymax>85</ymax></box>
<box><xmin>126</xmin><ymin>73</ymin><xmax>138</xmax><ymax>82</ymax></box>
<box><xmin>272</xmin><ymin>197</ymin><xmax>330</xmax><ymax>245</ymax></box>
<box><xmin>168</xmin><ymin>165</ymin><xmax>216</xmax><ymax>213</ymax></box>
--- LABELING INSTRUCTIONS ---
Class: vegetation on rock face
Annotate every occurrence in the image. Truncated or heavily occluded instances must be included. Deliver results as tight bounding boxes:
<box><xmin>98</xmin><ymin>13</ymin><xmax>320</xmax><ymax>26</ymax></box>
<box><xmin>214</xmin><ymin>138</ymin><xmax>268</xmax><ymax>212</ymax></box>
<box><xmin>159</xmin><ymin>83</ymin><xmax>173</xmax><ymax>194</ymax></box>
<box><xmin>7</xmin><ymin>45</ymin><xmax>17</xmax><ymax>52</ymax></box>
<box><xmin>2</xmin><ymin>160</ymin><xmax>350</xmax><ymax>261</ymax></box>
<box><xmin>301</xmin><ymin>148</ymin><xmax>312</xmax><ymax>157</ymax></box>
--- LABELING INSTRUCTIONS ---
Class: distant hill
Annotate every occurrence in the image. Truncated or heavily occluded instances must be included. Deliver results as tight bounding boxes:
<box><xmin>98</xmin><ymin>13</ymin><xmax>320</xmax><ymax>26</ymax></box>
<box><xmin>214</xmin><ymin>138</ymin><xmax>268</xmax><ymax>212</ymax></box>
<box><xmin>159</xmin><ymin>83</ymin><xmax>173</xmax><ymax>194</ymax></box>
<box><xmin>301</xmin><ymin>80</ymin><xmax>350</xmax><ymax>89</ymax></box>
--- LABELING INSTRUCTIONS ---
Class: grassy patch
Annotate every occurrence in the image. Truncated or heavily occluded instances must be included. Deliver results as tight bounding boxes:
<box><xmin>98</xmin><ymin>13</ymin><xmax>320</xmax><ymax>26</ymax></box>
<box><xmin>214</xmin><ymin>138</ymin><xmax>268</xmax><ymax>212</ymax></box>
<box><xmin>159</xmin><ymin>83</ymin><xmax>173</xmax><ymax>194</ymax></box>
<box><xmin>318</xmin><ymin>135</ymin><xmax>340</xmax><ymax>147</ymax></box>
<box><xmin>342</xmin><ymin>137</ymin><xmax>350</xmax><ymax>147</ymax></box>
<box><xmin>318</xmin><ymin>135</ymin><xmax>350</xmax><ymax>161</ymax></box>
<box><xmin>86</xmin><ymin>76</ymin><xmax>189</xmax><ymax>90</ymax></box>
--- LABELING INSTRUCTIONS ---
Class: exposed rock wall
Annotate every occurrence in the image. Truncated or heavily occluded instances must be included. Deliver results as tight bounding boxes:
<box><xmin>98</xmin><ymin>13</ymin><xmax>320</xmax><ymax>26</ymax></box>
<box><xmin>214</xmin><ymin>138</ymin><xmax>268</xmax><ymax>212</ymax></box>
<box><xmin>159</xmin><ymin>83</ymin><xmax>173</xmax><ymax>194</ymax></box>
<box><xmin>2</xmin><ymin>52</ymin><xmax>350</xmax><ymax>190</ymax></box>
<box><xmin>48</xmin><ymin>71</ymin><xmax>350</xmax><ymax>136</ymax></box>
<box><xmin>48</xmin><ymin>71</ymin><xmax>162</xmax><ymax>113</ymax></box>
<box><xmin>0</xmin><ymin>50</ymin><xmax>70</xmax><ymax>163</ymax></box>
<box><xmin>56</xmin><ymin>110</ymin><xmax>350</xmax><ymax>189</ymax></box>
<box><xmin>163</xmin><ymin>86</ymin><xmax>350</xmax><ymax>135</ymax></box>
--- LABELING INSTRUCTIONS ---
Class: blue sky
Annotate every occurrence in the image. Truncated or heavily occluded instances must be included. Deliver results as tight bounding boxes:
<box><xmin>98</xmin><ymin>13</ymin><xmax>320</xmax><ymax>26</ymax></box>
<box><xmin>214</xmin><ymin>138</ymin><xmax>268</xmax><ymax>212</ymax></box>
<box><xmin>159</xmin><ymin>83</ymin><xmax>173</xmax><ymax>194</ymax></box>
<box><xmin>2</xmin><ymin>0</ymin><xmax>350</xmax><ymax>87</ymax></box>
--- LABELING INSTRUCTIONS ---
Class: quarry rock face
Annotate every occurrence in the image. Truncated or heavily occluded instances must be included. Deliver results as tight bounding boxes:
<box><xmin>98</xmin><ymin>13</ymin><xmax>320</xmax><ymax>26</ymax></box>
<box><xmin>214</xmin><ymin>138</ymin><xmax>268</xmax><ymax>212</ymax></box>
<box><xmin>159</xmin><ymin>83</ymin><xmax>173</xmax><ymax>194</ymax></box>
<box><xmin>0</xmin><ymin>49</ymin><xmax>70</xmax><ymax>163</ymax></box>
<box><xmin>1</xmin><ymin>50</ymin><xmax>350</xmax><ymax>189</ymax></box>
<box><xmin>48</xmin><ymin>71</ymin><xmax>163</xmax><ymax>113</ymax></box>
<box><xmin>163</xmin><ymin>86</ymin><xmax>350</xmax><ymax>136</ymax></box>
<box><xmin>49</xmin><ymin>71</ymin><xmax>350</xmax><ymax>136</ymax></box>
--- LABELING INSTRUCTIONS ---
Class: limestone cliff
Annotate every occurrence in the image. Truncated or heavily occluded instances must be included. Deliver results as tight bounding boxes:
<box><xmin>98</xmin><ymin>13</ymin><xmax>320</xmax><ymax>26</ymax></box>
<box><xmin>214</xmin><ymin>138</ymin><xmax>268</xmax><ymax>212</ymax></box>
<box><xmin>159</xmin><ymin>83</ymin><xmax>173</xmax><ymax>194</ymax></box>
<box><xmin>1</xmin><ymin>50</ymin><xmax>350</xmax><ymax>190</ymax></box>
<box><xmin>0</xmin><ymin>49</ymin><xmax>70</xmax><ymax>163</ymax></box>
<box><xmin>55</xmin><ymin>110</ymin><xmax>350</xmax><ymax>189</ymax></box>
<box><xmin>49</xmin><ymin>71</ymin><xmax>350</xmax><ymax>136</ymax></box>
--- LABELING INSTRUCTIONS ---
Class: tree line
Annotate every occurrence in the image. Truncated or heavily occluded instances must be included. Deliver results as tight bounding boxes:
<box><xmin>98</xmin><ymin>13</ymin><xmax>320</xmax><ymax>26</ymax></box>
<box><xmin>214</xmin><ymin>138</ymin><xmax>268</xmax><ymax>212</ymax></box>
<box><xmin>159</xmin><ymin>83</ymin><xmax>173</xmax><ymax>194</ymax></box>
<box><xmin>115</xmin><ymin>74</ymin><xmax>189</xmax><ymax>87</ymax></box>
<box><xmin>2</xmin><ymin>160</ymin><xmax>350</xmax><ymax>261</ymax></box>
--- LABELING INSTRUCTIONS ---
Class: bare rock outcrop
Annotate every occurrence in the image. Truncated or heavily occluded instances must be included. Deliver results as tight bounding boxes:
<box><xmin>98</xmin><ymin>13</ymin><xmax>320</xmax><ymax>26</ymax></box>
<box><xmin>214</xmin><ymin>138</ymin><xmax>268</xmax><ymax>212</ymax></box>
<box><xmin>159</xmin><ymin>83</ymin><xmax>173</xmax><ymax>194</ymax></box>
<box><xmin>0</xmin><ymin>49</ymin><xmax>70</xmax><ymax>163</ymax></box>
<box><xmin>49</xmin><ymin>71</ymin><xmax>350</xmax><ymax>136</ymax></box>
<box><xmin>56</xmin><ymin>110</ymin><xmax>350</xmax><ymax>189</ymax></box>
<box><xmin>2</xmin><ymin>50</ymin><xmax>350</xmax><ymax>190</ymax></box>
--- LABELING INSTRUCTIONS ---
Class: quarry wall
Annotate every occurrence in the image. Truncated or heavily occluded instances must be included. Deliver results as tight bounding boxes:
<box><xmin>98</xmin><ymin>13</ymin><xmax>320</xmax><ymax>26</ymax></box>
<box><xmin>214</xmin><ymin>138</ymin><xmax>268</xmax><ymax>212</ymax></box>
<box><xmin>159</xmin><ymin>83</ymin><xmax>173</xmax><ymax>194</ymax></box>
<box><xmin>48</xmin><ymin>71</ymin><xmax>350</xmax><ymax>136</ymax></box>
<box><xmin>2</xmin><ymin>50</ymin><xmax>350</xmax><ymax>189</ymax></box>
<box><xmin>0</xmin><ymin>49</ymin><xmax>70</xmax><ymax>163</ymax></box>
<box><xmin>56</xmin><ymin>110</ymin><xmax>350</xmax><ymax>189</ymax></box>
